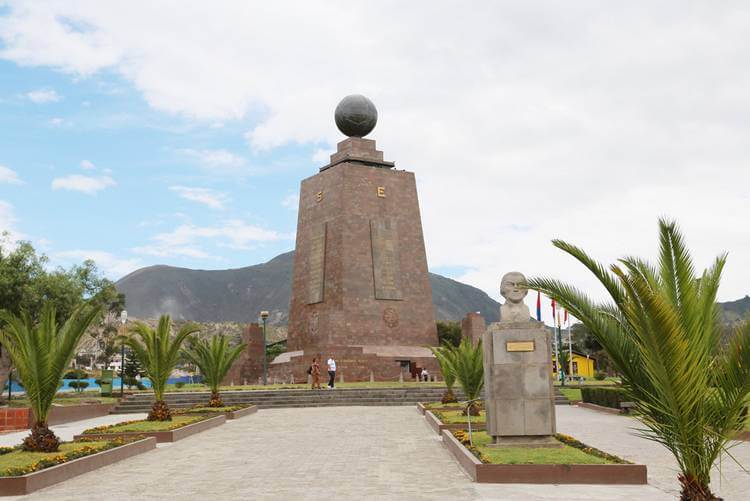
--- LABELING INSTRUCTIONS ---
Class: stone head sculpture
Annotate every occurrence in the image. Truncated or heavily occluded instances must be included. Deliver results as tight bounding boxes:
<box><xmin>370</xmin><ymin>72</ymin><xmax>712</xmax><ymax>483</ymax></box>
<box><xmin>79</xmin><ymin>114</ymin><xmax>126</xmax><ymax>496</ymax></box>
<box><xmin>499</xmin><ymin>271</ymin><xmax>531</xmax><ymax>323</ymax></box>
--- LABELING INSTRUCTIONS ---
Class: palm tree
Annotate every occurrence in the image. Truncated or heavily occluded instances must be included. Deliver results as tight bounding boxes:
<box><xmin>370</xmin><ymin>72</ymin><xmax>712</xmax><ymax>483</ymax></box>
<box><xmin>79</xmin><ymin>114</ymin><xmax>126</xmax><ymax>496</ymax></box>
<box><xmin>447</xmin><ymin>338</ymin><xmax>484</xmax><ymax>415</ymax></box>
<box><xmin>124</xmin><ymin>315</ymin><xmax>200</xmax><ymax>421</ymax></box>
<box><xmin>528</xmin><ymin>219</ymin><xmax>750</xmax><ymax>501</ymax></box>
<box><xmin>182</xmin><ymin>335</ymin><xmax>246</xmax><ymax>407</ymax></box>
<box><xmin>0</xmin><ymin>303</ymin><xmax>101</xmax><ymax>452</ymax></box>
<box><xmin>429</xmin><ymin>343</ymin><xmax>458</xmax><ymax>403</ymax></box>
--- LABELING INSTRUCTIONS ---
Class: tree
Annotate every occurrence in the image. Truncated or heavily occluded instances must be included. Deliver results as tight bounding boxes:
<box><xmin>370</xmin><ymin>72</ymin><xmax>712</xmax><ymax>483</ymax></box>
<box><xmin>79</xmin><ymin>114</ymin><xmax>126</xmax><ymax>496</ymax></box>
<box><xmin>528</xmin><ymin>219</ymin><xmax>750</xmax><ymax>500</ymax></box>
<box><xmin>124</xmin><ymin>315</ymin><xmax>199</xmax><ymax>421</ymax></box>
<box><xmin>429</xmin><ymin>344</ymin><xmax>458</xmax><ymax>403</ymax></box>
<box><xmin>122</xmin><ymin>352</ymin><xmax>144</xmax><ymax>389</ymax></box>
<box><xmin>182</xmin><ymin>336</ymin><xmax>246</xmax><ymax>407</ymax></box>
<box><xmin>0</xmin><ymin>303</ymin><xmax>101</xmax><ymax>451</ymax></box>
<box><xmin>446</xmin><ymin>338</ymin><xmax>484</xmax><ymax>415</ymax></box>
<box><xmin>436</xmin><ymin>321</ymin><xmax>462</xmax><ymax>347</ymax></box>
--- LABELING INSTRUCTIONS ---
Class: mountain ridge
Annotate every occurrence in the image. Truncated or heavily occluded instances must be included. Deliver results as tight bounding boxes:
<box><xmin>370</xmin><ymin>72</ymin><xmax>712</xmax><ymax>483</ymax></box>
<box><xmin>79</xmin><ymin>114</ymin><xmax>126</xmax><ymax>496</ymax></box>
<box><xmin>116</xmin><ymin>251</ymin><xmax>501</xmax><ymax>324</ymax></box>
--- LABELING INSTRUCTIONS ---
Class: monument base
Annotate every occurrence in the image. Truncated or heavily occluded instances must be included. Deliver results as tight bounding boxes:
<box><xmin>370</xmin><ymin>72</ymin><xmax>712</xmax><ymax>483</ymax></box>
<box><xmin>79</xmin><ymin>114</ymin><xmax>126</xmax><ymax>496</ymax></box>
<box><xmin>488</xmin><ymin>435</ymin><xmax>564</xmax><ymax>449</ymax></box>
<box><xmin>268</xmin><ymin>345</ymin><xmax>441</xmax><ymax>382</ymax></box>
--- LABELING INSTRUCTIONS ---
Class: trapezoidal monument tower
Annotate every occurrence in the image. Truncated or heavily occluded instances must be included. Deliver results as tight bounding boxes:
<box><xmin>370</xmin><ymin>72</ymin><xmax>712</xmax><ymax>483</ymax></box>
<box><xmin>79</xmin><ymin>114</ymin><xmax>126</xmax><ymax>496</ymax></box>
<box><xmin>271</xmin><ymin>95</ymin><xmax>439</xmax><ymax>381</ymax></box>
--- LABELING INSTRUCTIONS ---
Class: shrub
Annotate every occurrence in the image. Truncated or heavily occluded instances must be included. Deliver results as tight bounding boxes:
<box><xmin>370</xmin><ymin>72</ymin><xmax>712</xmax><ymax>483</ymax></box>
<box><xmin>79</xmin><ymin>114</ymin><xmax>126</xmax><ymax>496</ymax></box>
<box><xmin>175</xmin><ymin>381</ymin><xmax>185</xmax><ymax>389</ymax></box>
<box><xmin>64</xmin><ymin>369</ymin><xmax>88</xmax><ymax>380</ymax></box>
<box><xmin>594</xmin><ymin>371</ymin><xmax>606</xmax><ymax>381</ymax></box>
<box><xmin>581</xmin><ymin>387</ymin><xmax>626</xmax><ymax>409</ymax></box>
<box><xmin>68</xmin><ymin>381</ymin><xmax>90</xmax><ymax>392</ymax></box>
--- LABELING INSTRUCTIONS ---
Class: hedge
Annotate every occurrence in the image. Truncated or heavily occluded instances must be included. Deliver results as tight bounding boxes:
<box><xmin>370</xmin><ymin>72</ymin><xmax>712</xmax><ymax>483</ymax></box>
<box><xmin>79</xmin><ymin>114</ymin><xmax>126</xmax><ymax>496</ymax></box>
<box><xmin>581</xmin><ymin>387</ymin><xmax>627</xmax><ymax>409</ymax></box>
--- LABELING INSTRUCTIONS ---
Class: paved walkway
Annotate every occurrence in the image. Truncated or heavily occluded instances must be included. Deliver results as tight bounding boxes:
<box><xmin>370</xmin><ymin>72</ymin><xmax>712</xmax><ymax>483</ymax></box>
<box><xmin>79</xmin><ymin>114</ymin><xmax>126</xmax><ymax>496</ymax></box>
<box><xmin>5</xmin><ymin>406</ymin><xmax>749</xmax><ymax>500</ymax></box>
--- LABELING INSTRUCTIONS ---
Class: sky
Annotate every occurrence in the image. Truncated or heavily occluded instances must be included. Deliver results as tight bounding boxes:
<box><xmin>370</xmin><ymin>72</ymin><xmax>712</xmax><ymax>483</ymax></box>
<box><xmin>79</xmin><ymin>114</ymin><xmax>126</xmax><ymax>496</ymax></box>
<box><xmin>1</xmin><ymin>1</ymin><xmax>749</xmax><ymax>325</ymax></box>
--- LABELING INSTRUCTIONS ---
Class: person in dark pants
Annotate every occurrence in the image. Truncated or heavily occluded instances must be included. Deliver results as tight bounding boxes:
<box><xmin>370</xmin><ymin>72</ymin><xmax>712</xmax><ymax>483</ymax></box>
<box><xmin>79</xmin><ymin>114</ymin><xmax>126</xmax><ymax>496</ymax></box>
<box><xmin>326</xmin><ymin>356</ymin><xmax>337</xmax><ymax>389</ymax></box>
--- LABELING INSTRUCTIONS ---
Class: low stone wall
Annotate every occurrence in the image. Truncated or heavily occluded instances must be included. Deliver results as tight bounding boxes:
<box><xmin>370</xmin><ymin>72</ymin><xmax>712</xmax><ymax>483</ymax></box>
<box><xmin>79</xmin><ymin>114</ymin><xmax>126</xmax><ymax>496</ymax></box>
<box><xmin>576</xmin><ymin>402</ymin><xmax>623</xmax><ymax>415</ymax></box>
<box><xmin>0</xmin><ymin>437</ymin><xmax>156</xmax><ymax>496</ymax></box>
<box><xmin>74</xmin><ymin>414</ymin><xmax>226</xmax><ymax>443</ymax></box>
<box><xmin>0</xmin><ymin>403</ymin><xmax>117</xmax><ymax>431</ymax></box>
<box><xmin>441</xmin><ymin>430</ymin><xmax>648</xmax><ymax>484</ymax></box>
<box><xmin>0</xmin><ymin>408</ymin><xmax>29</xmax><ymax>432</ymax></box>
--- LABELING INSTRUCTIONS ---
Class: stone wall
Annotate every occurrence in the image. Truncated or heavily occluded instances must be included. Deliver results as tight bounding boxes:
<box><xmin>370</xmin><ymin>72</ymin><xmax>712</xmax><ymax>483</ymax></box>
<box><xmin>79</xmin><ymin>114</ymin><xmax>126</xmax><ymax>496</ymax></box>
<box><xmin>461</xmin><ymin>312</ymin><xmax>486</xmax><ymax>346</ymax></box>
<box><xmin>221</xmin><ymin>323</ymin><xmax>265</xmax><ymax>386</ymax></box>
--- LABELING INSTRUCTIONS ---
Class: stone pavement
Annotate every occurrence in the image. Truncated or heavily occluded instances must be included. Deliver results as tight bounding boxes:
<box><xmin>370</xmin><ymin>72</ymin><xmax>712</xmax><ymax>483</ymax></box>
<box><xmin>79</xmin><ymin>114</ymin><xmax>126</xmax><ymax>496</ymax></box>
<box><xmin>4</xmin><ymin>405</ymin><xmax>748</xmax><ymax>500</ymax></box>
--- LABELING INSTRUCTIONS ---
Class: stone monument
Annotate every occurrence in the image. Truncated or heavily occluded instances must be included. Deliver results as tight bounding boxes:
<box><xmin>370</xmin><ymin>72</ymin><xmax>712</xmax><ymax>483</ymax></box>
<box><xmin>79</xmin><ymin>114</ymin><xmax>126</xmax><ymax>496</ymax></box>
<box><xmin>270</xmin><ymin>95</ymin><xmax>439</xmax><ymax>381</ymax></box>
<box><xmin>483</xmin><ymin>272</ymin><xmax>557</xmax><ymax>446</ymax></box>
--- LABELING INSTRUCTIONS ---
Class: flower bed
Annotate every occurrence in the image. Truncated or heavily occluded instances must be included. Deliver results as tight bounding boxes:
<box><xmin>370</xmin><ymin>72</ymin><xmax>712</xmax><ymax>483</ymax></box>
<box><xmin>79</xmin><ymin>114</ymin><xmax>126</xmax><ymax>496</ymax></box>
<box><xmin>74</xmin><ymin>414</ymin><xmax>226</xmax><ymax>443</ymax></box>
<box><xmin>424</xmin><ymin>410</ymin><xmax>485</xmax><ymax>435</ymax></box>
<box><xmin>0</xmin><ymin>437</ymin><xmax>156</xmax><ymax>496</ymax></box>
<box><xmin>178</xmin><ymin>405</ymin><xmax>258</xmax><ymax>420</ymax></box>
<box><xmin>441</xmin><ymin>429</ymin><xmax>647</xmax><ymax>484</ymax></box>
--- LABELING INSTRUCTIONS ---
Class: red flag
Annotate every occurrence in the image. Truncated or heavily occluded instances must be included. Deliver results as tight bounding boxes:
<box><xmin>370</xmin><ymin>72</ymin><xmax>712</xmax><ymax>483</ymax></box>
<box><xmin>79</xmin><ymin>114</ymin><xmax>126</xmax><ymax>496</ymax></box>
<box><xmin>564</xmin><ymin>309</ymin><xmax>568</xmax><ymax>325</ymax></box>
<box><xmin>551</xmin><ymin>298</ymin><xmax>556</xmax><ymax>319</ymax></box>
<box><xmin>536</xmin><ymin>291</ymin><xmax>541</xmax><ymax>321</ymax></box>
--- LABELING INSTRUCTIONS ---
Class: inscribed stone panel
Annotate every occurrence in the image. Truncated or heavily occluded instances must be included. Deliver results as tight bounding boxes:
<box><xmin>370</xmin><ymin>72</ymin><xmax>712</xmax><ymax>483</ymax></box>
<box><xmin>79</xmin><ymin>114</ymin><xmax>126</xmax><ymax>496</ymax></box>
<box><xmin>307</xmin><ymin>223</ymin><xmax>326</xmax><ymax>304</ymax></box>
<box><xmin>370</xmin><ymin>218</ymin><xmax>403</xmax><ymax>300</ymax></box>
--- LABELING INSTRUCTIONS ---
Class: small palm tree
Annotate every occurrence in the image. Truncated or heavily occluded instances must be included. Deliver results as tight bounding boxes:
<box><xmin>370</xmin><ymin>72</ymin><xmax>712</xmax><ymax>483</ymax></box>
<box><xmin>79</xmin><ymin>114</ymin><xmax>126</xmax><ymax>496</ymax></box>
<box><xmin>528</xmin><ymin>219</ymin><xmax>750</xmax><ymax>500</ymax></box>
<box><xmin>0</xmin><ymin>303</ymin><xmax>101</xmax><ymax>452</ymax></box>
<box><xmin>429</xmin><ymin>343</ymin><xmax>459</xmax><ymax>403</ymax></box>
<box><xmin>447</xmin><ymin>338</ymin><xmax>484</xmax><ymax>415</ymax></box>
<box><xmin>124</xmin><ymin>315</ymin><xmax>199</xmax><ymax>421</ymax></box>
<box><xmin>182</xmin><ymin>335</ymin><xmax>246</xmax><ymax>407</ymax></box>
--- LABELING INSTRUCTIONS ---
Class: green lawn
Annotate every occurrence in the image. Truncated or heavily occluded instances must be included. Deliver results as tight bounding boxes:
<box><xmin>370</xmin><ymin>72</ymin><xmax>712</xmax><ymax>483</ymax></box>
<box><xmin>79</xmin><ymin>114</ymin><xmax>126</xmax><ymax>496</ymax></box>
<box><xmin>0</xmin><ymin>441</ymin><xmax>109</xmax><ymax>476</ymax></box>
<box><xmin>558</xmin><ymin>388</ymin><xmax>582</xmax><ymax>401</ymax></box>
<box><xmin>469</xmin><ymin>432</ymin><xmax>613</xmax><ymax>465</ymax></box>
<box><xmin>434</xmin><ymin>409</ymin><xmax>486</xmax><ymax>424</ymax></box>
<box><xmin>83</xmin><ymin>415</ymin><xmax>205</xmax><ymax>434</ymax></box>
<box><xmin>181</xmin><ymin>405</ymin><xmax>246</xmax><ymax>414</ymax></box>
<box><xmin>423</xmin><ymin>402</ymin><xmax>464</xmax><ymax>410</ymax></box>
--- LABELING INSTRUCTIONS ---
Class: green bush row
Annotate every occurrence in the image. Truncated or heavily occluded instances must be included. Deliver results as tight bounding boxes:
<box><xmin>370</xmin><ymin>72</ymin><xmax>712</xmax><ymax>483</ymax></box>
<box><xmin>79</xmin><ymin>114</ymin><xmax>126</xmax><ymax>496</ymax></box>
<box><xmin>581</xmin><ymin>387</ymin><xmax>626</xmax><ymax>409</ymax></box>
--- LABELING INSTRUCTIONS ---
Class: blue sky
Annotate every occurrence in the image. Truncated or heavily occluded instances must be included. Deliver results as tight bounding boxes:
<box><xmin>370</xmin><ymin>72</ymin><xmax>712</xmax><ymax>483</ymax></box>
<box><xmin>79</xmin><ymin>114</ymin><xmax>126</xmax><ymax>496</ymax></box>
<box><xmin>0</xmin><ymin>59</ymin><xmax>325</xmax><ymax>277</ymax></box>
<box><xmin>2</xmin><ymin>2</ymin><xmax>750</xmax><ymax>324</ymax></box>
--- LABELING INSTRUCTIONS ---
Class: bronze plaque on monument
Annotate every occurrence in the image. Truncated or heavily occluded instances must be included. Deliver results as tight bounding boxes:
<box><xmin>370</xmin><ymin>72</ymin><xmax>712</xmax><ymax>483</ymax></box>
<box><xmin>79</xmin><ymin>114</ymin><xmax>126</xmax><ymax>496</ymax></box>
<box><xmin>370</xmin><ymin>218</ymin><xmax>403</xmax><ymax>300</ymax></box>
<box><xmin>307</xmin><ymin>223</ymin><xmax>327</xmax><ymax>304</ymax></box>
<box><xmin>506</xmin><ymin>341</ymin><xmax>535</xmax><ymax>352</ymax></box>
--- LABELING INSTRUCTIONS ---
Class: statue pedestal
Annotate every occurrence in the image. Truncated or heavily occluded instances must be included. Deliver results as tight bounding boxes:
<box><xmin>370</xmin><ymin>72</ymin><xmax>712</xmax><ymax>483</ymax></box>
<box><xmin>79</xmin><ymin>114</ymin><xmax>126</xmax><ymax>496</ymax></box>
<box><xmin>483</xmin><ymin>320</ymin><xmax>557</xmax><ymax>446</ymax></box>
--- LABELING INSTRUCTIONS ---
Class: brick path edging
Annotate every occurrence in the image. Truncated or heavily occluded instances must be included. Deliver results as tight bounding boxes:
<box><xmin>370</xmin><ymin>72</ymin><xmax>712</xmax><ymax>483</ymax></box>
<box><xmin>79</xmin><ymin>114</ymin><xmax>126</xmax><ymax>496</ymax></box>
<box><xmin>73</xmin><ymin>414</ymin><xmax>226</xmax><ymax>443</ymax></box>
<box><xmin>0</xmin><ymin>437</ymin><xmax>156</xmax><ymax>496</ymax></box>
<box><xmin>440</xmin><ymin>429</ymin><xmax>648</xmax><ymax>484</ymax></box>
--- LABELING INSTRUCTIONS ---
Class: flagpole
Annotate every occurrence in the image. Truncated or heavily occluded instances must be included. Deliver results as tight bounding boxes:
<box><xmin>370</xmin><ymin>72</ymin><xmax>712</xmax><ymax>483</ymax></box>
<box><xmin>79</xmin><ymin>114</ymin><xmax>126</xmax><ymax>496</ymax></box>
<box><xmin>567</xmin><ymin>313</ymin><xmax>573</xmax><ymax>377</ymax></box>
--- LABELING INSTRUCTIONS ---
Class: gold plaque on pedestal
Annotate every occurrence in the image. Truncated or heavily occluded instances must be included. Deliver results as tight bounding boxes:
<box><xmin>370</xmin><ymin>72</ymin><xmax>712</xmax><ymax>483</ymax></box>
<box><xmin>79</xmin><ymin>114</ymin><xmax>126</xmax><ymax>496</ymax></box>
<box><xmin>506</xmin><ymin>341</ymin><xmax>535</xmax><ymax>352</ymax></box>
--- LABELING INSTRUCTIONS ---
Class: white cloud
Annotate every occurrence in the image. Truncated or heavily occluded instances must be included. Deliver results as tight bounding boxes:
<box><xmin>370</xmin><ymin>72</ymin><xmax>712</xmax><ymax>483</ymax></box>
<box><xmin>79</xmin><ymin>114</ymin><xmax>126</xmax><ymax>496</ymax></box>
<box><xmin>4</xmin><ymin>2</ymin><xmax>750</xmax><ymax>316</ymax></box>
<box><xmin>80</xmin><ymin>159</ymin><xmax>96</xmax><ymax>170</ymax></box>
<box><xmin>0</xmin><ymin>200</ymin><xmax>25</xmax><ymax>244</ymax></box>
<box><xmin>51</xmin><ymin>174</ymin><xmax>116</xmax><ymax>194</ymax></box>
<box><xmin>26</xmin><ymin>88</ymin><xmax>60</xmax><ymax>103</ymax></box>
<box><xmin>48</xmin><ymin>117</ymin><xmax>66</xmax><ymax>126</ymax></box>
<box><xmin>169</xmin><ymin>185</ymin><xmax>229</xmax><ymax>210</ymax></box>
<box><xmin>281</xmin><ymin>193</ymin><xmax>299</xmax><ymax>210</ymax></box>
<box><xmin>54</xmin><ymin>249</ymin><xmax>142</xmax><ymax>279</ymax></box>
<box><xmin>179</xmin><ymin>148</ymin><xmax>247</xmax><ymax>173</ymax></box>
<box><xmin>133</xmin><ymin>220</ymin><xmax>290</xmax><ymax>258</ymax></box>
<box><xmin>0</xmin><ymin>166</ymin><xmax>22</xmax><ymax>184</ymax></box>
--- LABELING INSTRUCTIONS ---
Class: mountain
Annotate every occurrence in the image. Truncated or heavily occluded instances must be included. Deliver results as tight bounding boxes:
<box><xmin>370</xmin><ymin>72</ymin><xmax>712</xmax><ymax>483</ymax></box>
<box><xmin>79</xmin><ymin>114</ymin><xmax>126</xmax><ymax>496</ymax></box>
<box><xmin>116</xmin><ymin>251</ymin><xmax>501</xmax><ymax>324</ymax></box>
<box><xmin>719</xmin><ymin>295</ymin><xmax>750</xmax><ymax>324</ymax></box>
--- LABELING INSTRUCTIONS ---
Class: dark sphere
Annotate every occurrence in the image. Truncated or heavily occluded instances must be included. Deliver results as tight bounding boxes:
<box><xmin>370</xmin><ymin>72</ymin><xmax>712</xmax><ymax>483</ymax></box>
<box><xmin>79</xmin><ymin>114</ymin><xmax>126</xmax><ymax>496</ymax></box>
<box><xmin>334</xmin><ymin>95</ymin><xmax>378</xmax><ymax>137</ymax></box>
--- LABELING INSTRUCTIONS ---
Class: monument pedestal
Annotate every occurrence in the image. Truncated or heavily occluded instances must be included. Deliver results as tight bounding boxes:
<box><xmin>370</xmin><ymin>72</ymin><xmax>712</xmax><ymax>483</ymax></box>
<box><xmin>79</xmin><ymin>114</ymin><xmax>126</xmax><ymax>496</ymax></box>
<box><xmin>483</xmin><ymin>320</ymin><xmax>557</xmax><ymax>444</ymax></box>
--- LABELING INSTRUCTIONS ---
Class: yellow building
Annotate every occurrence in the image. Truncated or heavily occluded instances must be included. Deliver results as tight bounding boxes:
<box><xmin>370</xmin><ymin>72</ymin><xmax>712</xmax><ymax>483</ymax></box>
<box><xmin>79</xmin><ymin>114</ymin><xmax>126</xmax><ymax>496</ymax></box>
<box><xmin>552</xmin><ymin>351</ymin><xmax>596</xmax><ymax>378</ymax></box>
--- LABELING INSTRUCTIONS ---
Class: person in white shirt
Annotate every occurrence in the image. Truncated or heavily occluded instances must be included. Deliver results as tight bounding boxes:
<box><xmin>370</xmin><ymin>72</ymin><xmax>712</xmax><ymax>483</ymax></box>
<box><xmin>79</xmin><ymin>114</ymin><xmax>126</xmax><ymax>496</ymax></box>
<box><xmin>327</xmin><ymin>357</ymin><xmax>337</xmax><ymax>389</ymax></box>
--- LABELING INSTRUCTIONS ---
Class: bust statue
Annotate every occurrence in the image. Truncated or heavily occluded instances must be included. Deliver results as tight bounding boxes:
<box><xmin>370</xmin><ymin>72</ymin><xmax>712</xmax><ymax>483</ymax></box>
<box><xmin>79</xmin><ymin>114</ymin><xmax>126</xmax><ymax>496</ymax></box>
<box><xmin>499</xmin><ymin>271</ymin><xmax>531</xmax><ymax>323</ymax></box>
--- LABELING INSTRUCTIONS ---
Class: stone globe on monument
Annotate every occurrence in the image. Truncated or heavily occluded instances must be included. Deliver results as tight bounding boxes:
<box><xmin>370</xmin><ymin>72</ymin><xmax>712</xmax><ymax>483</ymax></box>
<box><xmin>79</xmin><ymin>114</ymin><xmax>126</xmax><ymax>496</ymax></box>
<box><xmin>269</xmin><ymin>95</ymin><xmax>440</xmax><ymax>382</ymax></box>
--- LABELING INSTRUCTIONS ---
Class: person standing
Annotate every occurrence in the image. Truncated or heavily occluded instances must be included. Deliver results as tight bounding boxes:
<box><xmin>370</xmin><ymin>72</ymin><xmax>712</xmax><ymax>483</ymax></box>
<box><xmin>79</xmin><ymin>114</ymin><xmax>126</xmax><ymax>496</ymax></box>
<box><xmin>311</xmin><ymin>355</ymin><xmax>322</xmax><ymax>390</ymax></box>
<box><xmin>327</xmin><ymin>356</ymin><xmax>337</xmax><ymax>389</ymax></box>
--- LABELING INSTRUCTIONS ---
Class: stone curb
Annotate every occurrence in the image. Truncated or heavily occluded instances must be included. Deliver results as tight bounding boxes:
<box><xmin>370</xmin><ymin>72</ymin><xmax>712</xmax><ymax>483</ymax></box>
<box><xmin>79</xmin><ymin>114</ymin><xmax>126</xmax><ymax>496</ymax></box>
<box><xmin>0</xmin><ymin>437</ymin><xmax>156</xmax><ymax>496</ymax></box>
<box><xmin>440</xmin><ymin>429</ymin><xmax>648</xmax><ymax>484</ymax></box>
<box><xmin>73</xmin><ymin>414</ymin><xmax>226</xmax><ymax>443</ymax></box>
